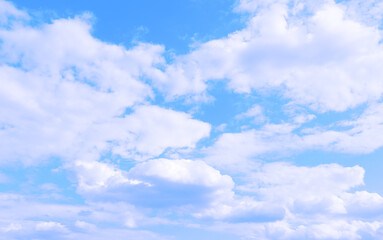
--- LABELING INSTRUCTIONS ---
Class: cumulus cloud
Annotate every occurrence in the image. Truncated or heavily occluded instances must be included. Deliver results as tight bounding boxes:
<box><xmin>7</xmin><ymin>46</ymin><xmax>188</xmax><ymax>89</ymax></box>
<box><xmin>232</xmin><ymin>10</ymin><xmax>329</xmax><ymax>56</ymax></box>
<box><xmin>76</xmin><ymin>159</ymin><xmax>234</xmax><ymax>208</ymax></box>
<box><xmin>245</xmin><ymin>163</ymin><xmax>365</xmax><ymax>215</ymax></box>
<box><xmin>151</xmin><ymin>0</ymin><xmax>383</xmax><ymax>112</ymax></box>
<box><xmin>208</xmin><ymin>219</ymin><xmax>383</xmax><ymax>240</ymax></box>
<box><xmin>0</xmin><ymin>13</ymin><xmax>211</xmax><ymax>165</ymax></box>
<box><xmin>199</xmin><ymin>162</ymin><xmax>383</xmax><ymax>239</ymax></box>
<box><xmin>0</xmin><ymin>192</ymin><xmax>171</xmax><ymax>240</ymax></box>
<box><xmin>205</xmin><ymin>101</ymin><xmax>383</xmax><ymax>174</ymax></box>
<box><xmin>0</xmin><ymin>15</ymin><xmax>158</xmax><ymax>164</ymax></box>
<box><xmin>110</xmin><ymin>105</ymin><xmax>211</xmax><ymax>160</ymax></box>
<box><xmin>73</xmin><ymin>158</ymin><xmax>289</xmax><ymax>224</ymax></box>
<box><xmin>2</xmin><ymin>0</ymin><xmax>383</xmax><ymax>239</ymax></box>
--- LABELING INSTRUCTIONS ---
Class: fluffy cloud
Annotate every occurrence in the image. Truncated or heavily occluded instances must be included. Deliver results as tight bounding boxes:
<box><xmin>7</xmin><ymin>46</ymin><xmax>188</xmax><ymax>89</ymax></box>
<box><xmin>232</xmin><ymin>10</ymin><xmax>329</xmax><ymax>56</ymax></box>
<box><xmin>205</xmin><ymin>101</ymin><xmax>383</xmax><ymax>173</ymax></box>
<box><xmin>244</xmin><ymin>163</ymin><xmax>365</xmax><ymax>214</ymax></box>
<box><xmin>72</xmin><ymin>159</ymin><xmax>284</xmax><ymax>225</ymax></box>
<box><xmin>0</xmin><ymin>193</ymin><xmax>170</xmax><ymax>240</ymax></box>
<box><xmin>74</xmin><ymin>158</ymin><xmax>289</xmax><ymax>224</ymax></box>
<box><xmin>0</xmin><ymin>10</ymin><xmax>211</xmax><ymax>165</ymax></box>
<box><xmin>232</xmin><ymin>162</ymin><xmax>383</xmax><ymax>220</ymax></box>
<box><xmin>199</xmin><ymin>162</ymin><xmax>383</xmax><ymax>239</ymax></box>
<box><xmin>207</xmin><ymin>219</ymin><xmax>383</xmax><ymax>240</ymax></box>
<box><xmin>2</xmin><ymin>0</ymin><xmax>383</xmax><ymax>239</ymax></box>
<box><xmin>0</xmin><ymin>15</ymin><xmax>158</xmax><ymax>164</ymax></box>
<box><xmin>72</xmin><ymin>156</ymin><xmax>383</xmax><ymax>239</ymax></box>
<box><xmin>151</xmin><ymin>0</ymin><xmax>383</xmax><ymax>112</ymax></box>
<box><xmin>76</xmin><ymin>159</ymin><xmax>234</xmax><ymax>208</ymax></box>
<box><xmin>110</xmin><ymin>105</ymin><xmax>211</xmax><ymax>160</ymax></box>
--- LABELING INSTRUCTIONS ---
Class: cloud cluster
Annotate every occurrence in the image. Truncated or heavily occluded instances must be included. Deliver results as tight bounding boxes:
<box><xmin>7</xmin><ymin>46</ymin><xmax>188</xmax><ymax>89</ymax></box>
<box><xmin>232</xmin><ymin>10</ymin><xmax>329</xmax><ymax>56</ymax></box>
<box><xmin>76</xmin><ymin>159</ymin><xmax>233</xmax><ymax>208</ymax></box>
<box><xmin>206</xmin><ymin>101</ymin><xmax>383</xmax><ymax>174</ymax></box>
<box><xmin>0</xmin><ymin>9</ymin><xmax>211</xmax><ymax>165</ymax></box>
<box><xmin>151</xmin><ymin>0</ymin><xmax>383</xmax><ymax>112</ymax></box>
<box><xmin>1</xmin><ymin>0</ymin><xmax>383</xmax><ymax>239</ymax></box>
<box><xmin>202</xmin><ymin>162</ymin><xmax>383</xmax><ymax>239</ymax></box>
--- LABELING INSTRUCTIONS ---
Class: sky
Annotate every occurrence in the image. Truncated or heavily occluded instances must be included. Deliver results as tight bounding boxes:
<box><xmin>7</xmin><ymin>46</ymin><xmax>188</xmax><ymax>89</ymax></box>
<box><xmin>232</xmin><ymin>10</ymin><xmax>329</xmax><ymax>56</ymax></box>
<box><xmin>1</xmin><ymin>0</ymin><xmax>383</xmax><ymax>239</ymax></box>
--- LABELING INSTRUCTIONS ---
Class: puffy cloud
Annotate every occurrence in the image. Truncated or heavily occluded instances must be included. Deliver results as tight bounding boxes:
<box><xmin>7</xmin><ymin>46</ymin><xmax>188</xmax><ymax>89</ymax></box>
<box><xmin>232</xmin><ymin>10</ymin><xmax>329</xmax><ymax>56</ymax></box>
<box><xmin>202</xmin><ymin>219</ymin><xmax>383</xmax><ymax>240</ymax></box>
<box><xmin>151</xmin><ymin>0</ymin><xmax>383</xmax><ymax>112</ymax></box>
<box><xmin>0</xmin><ymin>14</ymin><xmax>160</xmax><ymax>164</ymax></box>
<box><xmin>205</xmin><ymin>102</ymin><xmax>383</xmax><ymax>173</ymax></box>
<box><xmin>76</xmin><ymin>159</ymin><xmax>234</xmax><ymax>209</ymax></box>
<box><xmin>128</xmin><ymin>159</ymin><xmax>234</xmax><ymax>208</ymax></box>
<box><xmin>72</xmin><ymin>156</ymin><xmax>383</xmax><ymax>237</ymax></box>
<box><xmin>194</xmin><ymin>197</ymin><xmax>286</xmax><ymax>223</ymax></box>
<box><xmin>331</xmin><ymin>102</ymin><xmax>383</xmax><ymax>153</ymax></box>
<box><xmin>232</xmin><ymin>163</ymin><xmax>367</xmax><ymax>216</ymax></box>
<box><xmin>74</xmin><ymin>160</ymin><xmax>144</xmax><ymax>193</ymax></box>
<box><xmin>342</xmin><ymin>191</ymin><xmax>383</xmax><ymax>217</ymax></box>
<box><xmin>111</xmin><ymin>105</ymin><xmax>211</xmax><ymax>160</ymax></box>
<box><xmin>129</xmin><ymin>159</ymin><xmax>232</xmax><ymax>188</ymax></box>
<box><xmin>198</xmin><ymin>162</ymin><xmax>383</xmax><ymax>239</ymax></box>
<box><xmin>2</xmin><ymin>0</ymin><xmax>383</xmax><ymax>239</ymax></box>
<box><xmin>0</xmin><ymin>192</ymin><xmax>171</xmax><ymax>240</ymax></box>
<box><xmin>204</xmin><ymin>123</ymin><xmax>300</xmax><ymax>172</ymax></box>
<box><xmin>74</xmin><ymin>158</ymin><xmax>289</xmax><ymax>223</ymax></box>
<box><xmin>0</xmin><ymin>9</ymin><xmax>211</xmax><ymax>165</ymax></box>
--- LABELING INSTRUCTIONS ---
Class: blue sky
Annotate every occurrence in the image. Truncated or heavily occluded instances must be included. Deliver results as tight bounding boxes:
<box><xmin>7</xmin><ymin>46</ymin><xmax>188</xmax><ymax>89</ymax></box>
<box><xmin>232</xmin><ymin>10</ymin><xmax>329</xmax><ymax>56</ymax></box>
<box><xmin>1</xmin><ymin>0</ymin><xmax>383</xmax><ymax>239</ymax></box>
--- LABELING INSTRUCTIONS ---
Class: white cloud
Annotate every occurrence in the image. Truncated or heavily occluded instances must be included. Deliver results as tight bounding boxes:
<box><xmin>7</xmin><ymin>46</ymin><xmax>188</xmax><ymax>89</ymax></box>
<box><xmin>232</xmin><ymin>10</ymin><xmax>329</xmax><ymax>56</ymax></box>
<box><xmin>129</xmin><ymin>158</ymin><xmax>232</xmax><ymax>188</ymax></box>
<box><xmin>35</xmin><ymin>221</ymin><xmax>67</xmax><ymax>232</ymax></box>
<box><xmin>197</xmin><ymin>161</ymin><xmax>383</xmax><ymax>239</ymax></box>
<box><xmin>342</xmin><ymin>191</ymin><xmax>383</xmax><ymax>217</ymax></box>
<box><xmin>236</xmin><ymin>104</ymin><xmax>266</xmax><ymax>123</ymax></box>
<box><xmin>74</xmin><ymin>160</ymin><xmax>144</xmax><ymax>193</ymax></box>
<box><xmin>76</xmin><ymin>159</ymin><xmax>234</xmax><ymax>209</ymax></box>
<box><xmin>0</xmin><ymin>9</ymin><xmax>211</xmax><ymax>165</ymax></box>
<box><xmin>73</xmin><ymin>159</ymin><xmax>285</xmax><ymax>223</ymax></box>
<box><xmin>232</xmin><ymin>162</ymin><xmax>369</xmax><ymax>216</ymax></box>
<box><xmin>204</xmin><ymin>123</ymin><xmax>300</xmax><ymax>172</ymax></box>
<box><xmin>205</xmin><ymin>101</ymin><xmax>383</xmax><ymax>173</ymax></box>
<box><xmin>151</xmin><ymin>0</ymin><xmax>383</xmax><ymax>112</ymax></box>
<box><xmin>292</xmin><ymin>113</ymin><xmax>316</xmax><ymax>124</ymax></box>
<box><xmin>1</xmin><ymin>1</ymin><xmax>383</xmax><ymax>239</ymax></box>
<box><xmin>204</xmin><ymin>219</ymin><xmax>383</xmax><ymax>240</ymax></box>
<box><xmin>0</xmin><ymin>192</ymin><xmax>172</xmax><ymax>239</ymax></box>
<box><xmin>0</xmin><ymin>15</ymin><xmax>160</xmax><ymax>164</ymax></box>
<box><xmin>0</xmin><ymin>0</ymin><xmax>28</xmax><ymax>24</ymax></box>
<box><xmin>111</xmin><ymin>105</ymin><xmax>211</xmax><ymax>160</ymax></box>
<box><xmin>193</xmin><ymin>197</ymin><xmax>286</xmax><ymax>223</ymax></box>
<box><xmin>72</xmin><ymin>156</ymin><xmax>383</xmax><ymax>236</ymax></box>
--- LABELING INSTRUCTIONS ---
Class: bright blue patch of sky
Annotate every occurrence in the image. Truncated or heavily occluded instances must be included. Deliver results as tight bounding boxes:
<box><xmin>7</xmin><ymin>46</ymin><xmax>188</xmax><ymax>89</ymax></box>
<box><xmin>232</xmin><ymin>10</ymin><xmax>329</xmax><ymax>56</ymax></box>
<box><xmin>12</xmin><ymin>0</ymin><xmax>246</xmax><ymax>54</ymax></box>
<box><xmin>0</xmin><ymin>158</ymin><xmax>83</xmax><ymax>204</ymax></box>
